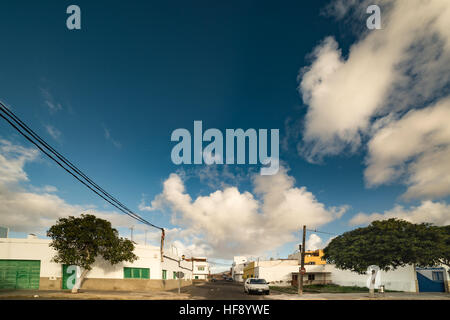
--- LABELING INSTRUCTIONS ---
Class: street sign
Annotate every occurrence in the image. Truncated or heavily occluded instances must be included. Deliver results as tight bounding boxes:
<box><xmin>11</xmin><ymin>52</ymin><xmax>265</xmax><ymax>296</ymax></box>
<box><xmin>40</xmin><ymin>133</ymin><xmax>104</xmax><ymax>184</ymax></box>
<box><xmin>176</xmin><ymin>271</ymin><xmax>185</xmax><ymax>279</ymax></box>
<box><xmin>300</xmin><ymin>268</ymin><xmax>306</xmax><ymax>275</ymax></box>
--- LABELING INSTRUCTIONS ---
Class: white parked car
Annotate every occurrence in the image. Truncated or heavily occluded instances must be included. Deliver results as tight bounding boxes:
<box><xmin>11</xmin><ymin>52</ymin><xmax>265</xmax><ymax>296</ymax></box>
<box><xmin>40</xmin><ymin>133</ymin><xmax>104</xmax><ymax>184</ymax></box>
<box><xmin>244</xmin><ymin>278</ymin><xmax>270</xmax><ymax>295</ymax></box>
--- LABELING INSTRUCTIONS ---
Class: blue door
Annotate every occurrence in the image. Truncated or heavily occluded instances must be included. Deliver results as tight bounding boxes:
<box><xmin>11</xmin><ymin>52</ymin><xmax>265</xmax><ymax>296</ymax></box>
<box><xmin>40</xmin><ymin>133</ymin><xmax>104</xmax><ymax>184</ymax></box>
<box><xmin>416</xmin><ymin>271</ymin><xmax>445</xmax><ymax>292</ymax></box>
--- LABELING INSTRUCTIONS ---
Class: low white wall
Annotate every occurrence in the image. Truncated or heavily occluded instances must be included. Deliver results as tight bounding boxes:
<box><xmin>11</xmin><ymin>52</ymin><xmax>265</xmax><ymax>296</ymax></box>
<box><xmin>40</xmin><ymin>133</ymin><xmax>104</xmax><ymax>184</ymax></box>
<box><xmin>325</xmin><ymin>264</ymin><xmax>417</xmax><ymax>292</ymax></box>
<box><xmin>252</xmin><ymin>262</ymin><xmax>418</xmax><ymax>292</ymax></box>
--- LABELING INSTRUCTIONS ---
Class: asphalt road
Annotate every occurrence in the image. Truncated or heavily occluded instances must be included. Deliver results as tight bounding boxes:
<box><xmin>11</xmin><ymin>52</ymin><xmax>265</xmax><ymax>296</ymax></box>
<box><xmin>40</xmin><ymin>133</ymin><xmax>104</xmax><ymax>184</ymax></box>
<box><xmin>179</xmin><ymin>280</ymin><xmax>270</xmax><ymax>300</ymax></box>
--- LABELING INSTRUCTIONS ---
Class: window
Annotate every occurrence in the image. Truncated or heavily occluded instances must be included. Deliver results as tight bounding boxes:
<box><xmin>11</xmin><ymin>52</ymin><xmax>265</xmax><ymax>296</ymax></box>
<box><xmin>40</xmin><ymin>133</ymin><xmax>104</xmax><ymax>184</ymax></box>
<box><xmin>249</xmin><ymin>279</ymin><xmax>266</xmax><ymax>284</ymax></box>
<box><xmin>432</xmin><ymin>272</ymin><xmax>443</xmax><ymax>281</ymax></box>
<box><xmin>162</xmin><ymin>270</ymin><xmax>167</xmax><ymax>280</ymax></box>
<box><xmin>123</xmin><ymin>267</ymin><xmax>150</xmax><ymax>279</ymax></box>
<box><xmin>308</xmin><ymin>274</ymin><xmax>315</xmax><ymax>281</ymax></box>
<box><xmin>197</xmin><ymin>266</ymin><xmax>205</xmax><ymax>271</ymax></box>
<box><xmin>173</xmin><ymin>271</ymin><xmax>177</xmax><ymax>279</ymax></box>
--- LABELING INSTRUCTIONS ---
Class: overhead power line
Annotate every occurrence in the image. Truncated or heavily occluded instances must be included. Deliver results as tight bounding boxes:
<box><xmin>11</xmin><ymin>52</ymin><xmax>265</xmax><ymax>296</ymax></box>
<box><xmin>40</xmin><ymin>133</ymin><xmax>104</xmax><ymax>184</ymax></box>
<box><xmin>0</xmin><ymin>101</ymin><xmax>163</xmax><ymax>232</ymax></box>
<box><xmin>305</xmin><ymin>228</ymin><xmax>337</xmax><ymax>236</ymax></box>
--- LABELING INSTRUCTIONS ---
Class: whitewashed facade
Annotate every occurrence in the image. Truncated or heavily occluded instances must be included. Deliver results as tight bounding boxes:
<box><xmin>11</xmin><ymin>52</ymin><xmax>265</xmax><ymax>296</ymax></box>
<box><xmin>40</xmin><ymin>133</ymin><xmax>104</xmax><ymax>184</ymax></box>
<box><xmin>0</xmin><ymin>237</ymin><xmax>194</xmax><ymax>285</ymax></box>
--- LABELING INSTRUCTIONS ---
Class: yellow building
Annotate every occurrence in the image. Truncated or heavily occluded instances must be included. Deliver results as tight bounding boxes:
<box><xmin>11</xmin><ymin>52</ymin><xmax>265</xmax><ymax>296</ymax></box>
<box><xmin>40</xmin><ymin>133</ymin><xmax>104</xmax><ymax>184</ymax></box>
<box><xmin>243</xmin><ymin>261</ymin><xmax>255</xmax><ymax>280</ymax></box>
<box><xmin>304</xmin><ymin>249</ymin><xmax>326</xmax><ymax>265</ymax></box>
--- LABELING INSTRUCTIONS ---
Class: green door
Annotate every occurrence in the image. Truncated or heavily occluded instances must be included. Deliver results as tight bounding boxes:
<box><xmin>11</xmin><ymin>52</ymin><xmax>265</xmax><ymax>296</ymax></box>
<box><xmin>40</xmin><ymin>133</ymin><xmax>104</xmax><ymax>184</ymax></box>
<box><xmin>62</xmin><ymin>264</ymin><xmax>82</xmax><ymax>289</ymax></box>
<box><xmin>0</xmin><ymin>260</ymin><xmax>40</xmax><ymax>289</ymax></box>
<box><xmin>62</xmin><ymin>265</ymin><xmax>71</xmax><ymax>289</ymax></box>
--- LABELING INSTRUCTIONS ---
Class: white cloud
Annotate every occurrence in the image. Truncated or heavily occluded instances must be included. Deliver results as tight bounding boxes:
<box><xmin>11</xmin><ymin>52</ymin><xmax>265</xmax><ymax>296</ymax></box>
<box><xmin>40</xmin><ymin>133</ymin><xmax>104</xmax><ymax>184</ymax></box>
<box><xmin>103</xmin><ymin>125</ymin><xmax>122</xmax><ymax>149</ymax></box>
<box><xmin>0</xmin><ymin>139</ymin><xmax>38</xmax><ymax>184</ymax></box>
<box><xmin>306</xmin><ymin>234</ymin><xmax>323</xmax><ymax>251</ymax></box>
<box><xmin>350</xmin><ymin>201</ymin><xmax>450</xmax><ymax>226</ymax></box>
<box><xmin>40</xmin><ymin>87</ymin><xmax>62</xmax><ymax>113</ymax></box>
<box><xmin>365</xmin><ymin>97</ymin><xmax>450</xmax><ymax>199</ymax></box>
<box><xmin>300</xmin><ymin>0</ymin><xmax>450</xmax><ymax>159</ymax></box>
<box><xmin>141</xmin><ymin>166</ymin><xmax>347</xmax><ymax>259</ymax></box>
<box><xmin>45</xmin><ymin>125</ymin><xmax>62</xmax><ymax>142</ymax></box>
<box><xmin>0</xmin><ymin>139</ymin><xmax>148</xmax><ymax>237</ymax></box>
<box><xmin>297</xmin><ymin>0</ymin><xmax>450</xmax><ymax>199</ymax></box>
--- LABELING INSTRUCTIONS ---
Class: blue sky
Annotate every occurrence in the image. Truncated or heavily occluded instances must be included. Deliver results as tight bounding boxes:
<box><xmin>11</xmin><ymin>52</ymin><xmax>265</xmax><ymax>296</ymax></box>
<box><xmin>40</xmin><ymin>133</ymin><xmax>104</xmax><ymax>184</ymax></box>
<box><xmin>0</xmin><ymin>0</ymin><xmax>449</xmax><ymax>270</ymax></box>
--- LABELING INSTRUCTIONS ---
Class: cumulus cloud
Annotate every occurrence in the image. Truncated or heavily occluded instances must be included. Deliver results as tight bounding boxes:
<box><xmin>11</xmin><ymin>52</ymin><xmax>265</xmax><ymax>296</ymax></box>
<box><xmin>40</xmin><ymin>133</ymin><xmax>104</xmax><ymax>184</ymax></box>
<box><xmin>350</xmin><ymin>201</ymin><xmax>450</xmax><ymax>226</ymax></box>
<box><xmin>365</xmin><ymin>98</ymin><xmax>450</xmax><ymax>199</ymax></box>
<box><xmin>0</xmin><ymin>139</ymin><xmax>38</xmax><ymax>184</ymax></box>
<box><xmin>306</xmin><ymin>233</ymin><xmax>323</xmax><ymax>251</ymax></box>
<box><xmin>0</xmin><ymin>139</ymin><xmax>151</xmax><ymax>238</ymax></box>
<box><xmin>297</xmin><ymin>0</ymin><xmax>450</xmax><ymax>199</ymax></box>
<box><xmin>141</xmin><ymin>166</ymin><xmax>347</xmax><ymax>259</ymax></box>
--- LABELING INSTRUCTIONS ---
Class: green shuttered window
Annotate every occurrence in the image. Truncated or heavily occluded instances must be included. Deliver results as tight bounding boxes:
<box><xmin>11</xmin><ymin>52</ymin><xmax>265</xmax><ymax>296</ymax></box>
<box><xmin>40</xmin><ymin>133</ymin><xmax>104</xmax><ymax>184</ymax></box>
<box><xmin>123</xmin><ymin>267</ymin><xmax>150</xmax><ymax>279</ymax></box>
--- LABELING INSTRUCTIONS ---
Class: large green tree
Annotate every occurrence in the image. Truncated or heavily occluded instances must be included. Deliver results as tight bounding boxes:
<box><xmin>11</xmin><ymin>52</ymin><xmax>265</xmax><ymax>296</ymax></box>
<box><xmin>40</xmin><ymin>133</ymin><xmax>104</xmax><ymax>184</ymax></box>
<box><xmin>323</xmin><ymin>219</ymin><xmax>446</xmax><ymax>274</ymax></box>
<box><xmin>436</xmin><ymin>225</ymin><xmax>450</xmax><ymax>269</ymax></box>
<box><xmin>47</xmin><ymin>214</ymin><xmax>138</xmax><ymax>293</ymax></box>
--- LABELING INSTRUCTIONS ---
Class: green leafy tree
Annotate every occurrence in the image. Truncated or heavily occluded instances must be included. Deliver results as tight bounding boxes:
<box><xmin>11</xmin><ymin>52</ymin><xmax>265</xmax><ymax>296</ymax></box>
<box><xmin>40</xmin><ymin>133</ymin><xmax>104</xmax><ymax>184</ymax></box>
<box><xmin>436</xmin><ymin>225</ymin><xmax>450</xmax><ymax>268</ymax></box>
<box><xmin>47</xmin><ymin>214</ymin><xmax>138</xmax><ymax>293</ymax></box>
<box><xmin>323</xmin><ymin>219</ymin><xmax>445</xmax><ymax>274</ymax></box>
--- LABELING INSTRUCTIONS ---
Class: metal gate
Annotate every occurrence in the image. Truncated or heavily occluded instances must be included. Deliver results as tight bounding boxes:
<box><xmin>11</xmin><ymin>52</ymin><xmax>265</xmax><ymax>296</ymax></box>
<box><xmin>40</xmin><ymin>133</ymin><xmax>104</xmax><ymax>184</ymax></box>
<box><xmin>0</xmin><ymin>260</ymin><xmax>40</xmax><ymax>290</ymax></box>
<box><xmin>416</xmin><ymin>270</ymin><xmax>445</xmax><ymax>292</ymax></box>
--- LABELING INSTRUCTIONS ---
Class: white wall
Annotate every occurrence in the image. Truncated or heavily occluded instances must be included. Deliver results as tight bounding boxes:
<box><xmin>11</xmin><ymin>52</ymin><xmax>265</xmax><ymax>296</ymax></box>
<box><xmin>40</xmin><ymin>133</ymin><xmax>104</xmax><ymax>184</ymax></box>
<box><xmin>249</xmin><ymin>260</ymin><xmax>418</xmax><ymax>292</ymax></box>
<box><xmin>162</xmin><ymin>252</ymin><xmax>193</xmax><ymax>280</ymax></box>
<box><xmin>324</xmin><ymin>264</ymin><xmax>417</xmax><ymax>292</ymax></box>
<box><xmin>0</xmin><ymin>238</ymin><xmax>62</xmax><ymax>277</ymax></box>
<box><xmin>255</xmin><ymin>260</ymin><xmax>299</xmax><ymax>286</ymax></box>
<box><xmin>232</xmin><ymin>262</ymin><xmax>248</xmax><ymax>282</ymax></box>
<box><xmin>0</xmin><ymin>238</ymin><xmax>192</xmax><ymax>280</ymax></box>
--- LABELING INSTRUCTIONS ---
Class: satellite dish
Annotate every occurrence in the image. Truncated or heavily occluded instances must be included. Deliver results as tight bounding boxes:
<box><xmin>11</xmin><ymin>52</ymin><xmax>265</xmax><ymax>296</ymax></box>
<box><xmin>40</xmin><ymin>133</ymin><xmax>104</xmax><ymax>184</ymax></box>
<box><xmin>366</xmin><ymin>265</ymin><xmax>381</xmax><ymax>289</ymax></box>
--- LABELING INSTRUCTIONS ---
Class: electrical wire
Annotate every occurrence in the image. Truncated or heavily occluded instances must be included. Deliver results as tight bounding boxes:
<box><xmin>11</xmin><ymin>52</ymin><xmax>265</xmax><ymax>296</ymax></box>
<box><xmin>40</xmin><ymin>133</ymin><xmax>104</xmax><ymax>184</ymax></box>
<box><xmin>0</xmin><ymin>102</ymin><xmax>163</xmax><ymax>231</ymax></box>
<box><xmin>306</xmin><ymin>228</ymin><xmax>337</xmax><ymax>236</ymax></box>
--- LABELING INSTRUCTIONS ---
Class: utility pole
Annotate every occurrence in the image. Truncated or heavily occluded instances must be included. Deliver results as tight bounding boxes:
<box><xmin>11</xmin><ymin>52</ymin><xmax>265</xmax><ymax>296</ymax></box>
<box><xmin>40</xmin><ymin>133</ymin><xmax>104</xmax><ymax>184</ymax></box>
<box><xmin>298</xmin><ymin>225</ymin><xmax>306</xmax><ymax>295</ymax></box>
<box><xmin>130</xmin><ymin>226</ymin><xmax>134</xmax><ymax>242</ymax></box>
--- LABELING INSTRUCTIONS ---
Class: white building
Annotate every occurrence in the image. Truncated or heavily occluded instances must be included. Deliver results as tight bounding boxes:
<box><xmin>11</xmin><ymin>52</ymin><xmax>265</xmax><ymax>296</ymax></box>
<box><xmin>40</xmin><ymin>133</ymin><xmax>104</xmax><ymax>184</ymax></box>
<box><xmin>244</xmin><ymin>259</ymin><xmax>299</xmax><ymax>286</ymax></box>
<box><xmin>186</xmin><ymin>257</ymin><xmax>210</xmax><ymax>280</ymax></box>
<box><xmin>0</xmin><ymin>236</ymin><xmax>195</xmax><ymax>291</ymax></box>
<box><xmin>231</xmin><ymin>256</ymin><xmax>248</xmax><ymax>282</ymax></box>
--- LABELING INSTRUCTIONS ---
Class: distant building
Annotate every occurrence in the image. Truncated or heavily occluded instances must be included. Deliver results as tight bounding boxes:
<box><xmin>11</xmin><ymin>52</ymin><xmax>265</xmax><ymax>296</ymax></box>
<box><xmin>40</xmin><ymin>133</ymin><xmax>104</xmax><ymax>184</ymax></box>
<box><xmin>231</xmin><ymin>256</ymin><xmax>248</xmax><ymax>282</ymax></box>
<box><xmin>243</xmin><ymin>259</ymin><xmax>299</xmax><ymax>286</ymax></box>
<box><xmin>287</xmin><ymin>249</ymin><xmax>326</xmax><ymax>265</ymax></box>
<box><xmin>184</xmin><ymin>257</ymin><xmax>210</xmax><ymax>280</ymax></box>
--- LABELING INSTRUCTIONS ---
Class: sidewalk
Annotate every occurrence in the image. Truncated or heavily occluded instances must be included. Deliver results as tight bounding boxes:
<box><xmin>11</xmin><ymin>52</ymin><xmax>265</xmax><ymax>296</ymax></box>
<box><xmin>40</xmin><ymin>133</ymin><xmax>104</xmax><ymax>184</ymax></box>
<box><xmin>0</xmin><ymin>289</ymin><xmax>190</xmax><ymax>300</ymax></box>
<box><xmin>267</xmin><ymin>292</ymin><xmax>450</xmax><ymax>300</ymax></box>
